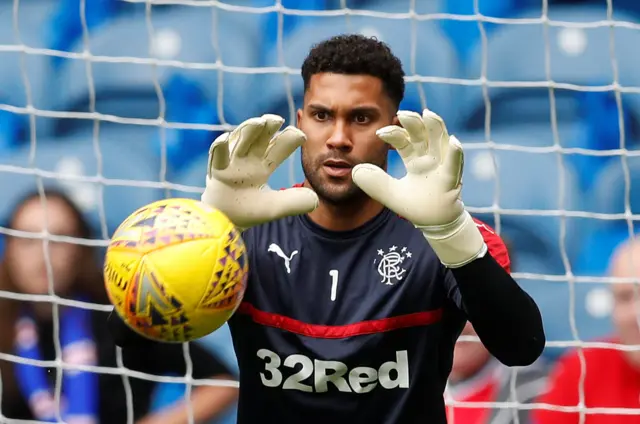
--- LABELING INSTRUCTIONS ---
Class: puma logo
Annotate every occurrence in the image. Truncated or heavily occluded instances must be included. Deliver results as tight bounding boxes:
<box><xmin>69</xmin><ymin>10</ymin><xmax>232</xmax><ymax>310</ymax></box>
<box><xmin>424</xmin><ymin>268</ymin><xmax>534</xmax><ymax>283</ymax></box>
<box><xmin>268</xmin><ymin>243</ymin><xmax>298</xmax><ymax>274</ymax></box>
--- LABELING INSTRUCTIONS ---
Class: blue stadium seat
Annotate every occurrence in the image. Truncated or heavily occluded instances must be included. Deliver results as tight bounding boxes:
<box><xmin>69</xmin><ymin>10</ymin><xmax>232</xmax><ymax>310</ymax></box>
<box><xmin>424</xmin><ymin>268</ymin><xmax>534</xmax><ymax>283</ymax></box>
<box><xmin>439</xmin><ymin>0</ymin><xmax>539</xmax><ymax>62</ymax></box>
<box><xmin>0</xmin><ymin>101</ymin><xmax>28</xmax><ymax>154</ymax></box>
<box><xmin>462</xmin><ymin>6</ymin><xmax>640</xmax><ymax>134</ymax></box>
<box><xmin>458</xmin><ymin>121</ymin><xmax>581</xmax><ymax>149</ymax></box>
<box><xmin>46</xmin><ymin>0</ymin><xmax>123</xmax><ymax>64</ymax></box>
<box><xmin>461</xmin><ymin>5</ymin><xmax>640</xmax><ymax>189</ymax></box>
<box><xmin>257</xmin><ymin>0</ymin><xmax>444</xmax><ymax>67</ymax></box>
<box><xmin>254</xmin><ymin>0</ymin><xmax>460</xmax><ymax>127</ymax></box>
<box><xmin>169</xmin><ymin>153</ymin><xmax>207</xmax><ymax>201</ymax></box>
<box><xmin>260</xmin><ymin>0</ymin><xmax>329</xmax><ymax>59</ymax></box>
<box><xmin>588</xmin><ymin>155</ymin><xmax>640</xmax><ymax>225</ymax></box>
<box><xmin>448</xmin><ymin>129</ymin><xmax>583</xmax><ymax>273</ymax></box>
<box><xmin>0</xmin><ymin>0</ymin><xmax>58</xmax><ymax>138</ymax></box>
<box><xmin>52</xmin><ymin>6</ymin><xmax>263</xmax><ymax>170</ymax></box>
<box><xmin>346</xmin><ymin>0</ymin><xmax>441</xmax><ymax>13</ymax></box>
<box><xmin>0</xmin><ymin>129</ymin><xmax>163</xmax><ymax>236</ymax></box>
<box><xmin>53</xmin><ymin>6</ymin><xmax>261</xmax><ymax>130</ymax></box>
<box><xmin>574</xmin><ymin>226</ymin><xmax>631</xmax><ymax>278</ymax></box>
<box><xmin>573</xmin><ymin>155</ymin><xmax>640</xmax><ymax>274</ymax></box>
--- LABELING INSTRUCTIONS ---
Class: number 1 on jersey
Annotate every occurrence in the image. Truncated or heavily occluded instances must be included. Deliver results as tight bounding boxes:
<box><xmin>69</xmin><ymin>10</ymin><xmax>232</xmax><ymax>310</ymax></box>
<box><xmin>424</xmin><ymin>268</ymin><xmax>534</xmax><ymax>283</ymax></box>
<box><xmin>329</xmin><ymin>269</ymin><xmax>339</xmax><ymax>302</ymax></box>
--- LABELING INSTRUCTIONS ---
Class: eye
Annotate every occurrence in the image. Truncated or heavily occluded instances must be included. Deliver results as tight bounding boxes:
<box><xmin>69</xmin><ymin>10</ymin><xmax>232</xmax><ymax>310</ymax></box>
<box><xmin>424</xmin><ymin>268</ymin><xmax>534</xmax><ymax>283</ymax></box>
<box><xmin>353</xmin><ymin>114</ymin><xmax>371</xmax><ymax>124</ymax></box>
<box><xmin>313</xmin><ymin>111</ymin><xmax>329</xmax><ymax>121</ymax></box>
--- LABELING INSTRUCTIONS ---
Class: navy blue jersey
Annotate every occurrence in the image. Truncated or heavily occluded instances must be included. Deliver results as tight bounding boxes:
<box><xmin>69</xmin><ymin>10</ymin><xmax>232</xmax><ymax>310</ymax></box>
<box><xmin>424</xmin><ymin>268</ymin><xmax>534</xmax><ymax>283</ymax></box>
<box><xmin>228</xmin><ymin>205</ymin><xmax>509</xmax><ymax>424</ymax></box>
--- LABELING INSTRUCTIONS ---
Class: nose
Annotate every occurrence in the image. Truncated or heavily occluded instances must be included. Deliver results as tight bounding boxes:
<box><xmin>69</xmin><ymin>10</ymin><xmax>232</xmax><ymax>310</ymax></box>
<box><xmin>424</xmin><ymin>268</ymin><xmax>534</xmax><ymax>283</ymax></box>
<box><xmin>325</xmin><ymin>121</ymin><xmax>353</xmax><ymax>152</ymax></box>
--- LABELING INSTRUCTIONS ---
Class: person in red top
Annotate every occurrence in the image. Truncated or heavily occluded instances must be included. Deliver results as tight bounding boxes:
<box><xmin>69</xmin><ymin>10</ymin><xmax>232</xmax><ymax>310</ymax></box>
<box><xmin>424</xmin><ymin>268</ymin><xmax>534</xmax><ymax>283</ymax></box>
<box><xmin>447</xmin><ymin>322</ymin><xmax>548</xmax><ymax>424</ymax></box>
<box><xmin>533</xmin><ymin>237</ymin><xmax>640</xmax><ymax>424</ymax></box>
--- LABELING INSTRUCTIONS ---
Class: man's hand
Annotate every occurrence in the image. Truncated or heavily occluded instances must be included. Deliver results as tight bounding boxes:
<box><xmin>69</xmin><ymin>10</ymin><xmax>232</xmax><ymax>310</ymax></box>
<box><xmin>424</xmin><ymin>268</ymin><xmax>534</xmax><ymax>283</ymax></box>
<box><xmin>201</xmin><ymin>114</ymin><xmax>319</xmax><ymax>231</ymax></box>
<box><xmin>351</xmin><ymin>108</ymin><xmax>487</xmax><ymax>268</ymax></box>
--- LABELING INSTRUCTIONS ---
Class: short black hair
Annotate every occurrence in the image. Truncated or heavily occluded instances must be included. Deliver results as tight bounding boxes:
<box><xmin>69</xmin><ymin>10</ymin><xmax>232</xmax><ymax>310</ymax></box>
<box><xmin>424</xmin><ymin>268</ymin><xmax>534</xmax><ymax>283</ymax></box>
<box><xmin>301</xmin><ymin>34</ymin><xmax>405</xmax><ymax>110</ymax></box>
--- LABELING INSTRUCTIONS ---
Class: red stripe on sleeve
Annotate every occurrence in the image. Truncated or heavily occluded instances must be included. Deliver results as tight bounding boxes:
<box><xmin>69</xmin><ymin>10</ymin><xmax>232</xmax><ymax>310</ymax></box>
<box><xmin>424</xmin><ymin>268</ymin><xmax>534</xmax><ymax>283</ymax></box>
<box><xmin>236</xmin><ymin>303</ymin><xmax>443</xmax><ymax>339</ymax></box>
<box><xmin>472</xmin><ymin>218</ymin><xmax>511</xmax><ymax>274</ymax></box>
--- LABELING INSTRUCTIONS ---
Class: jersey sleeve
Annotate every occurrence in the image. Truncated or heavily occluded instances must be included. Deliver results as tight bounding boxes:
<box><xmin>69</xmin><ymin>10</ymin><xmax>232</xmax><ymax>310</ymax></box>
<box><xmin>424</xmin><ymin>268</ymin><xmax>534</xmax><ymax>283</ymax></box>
<box><xmin>472</xmin><ymin>218</ymin><xmax>511</xmax><ymax>273</ymax></box>
<box><xmin>443</xmin><ymin>218</ymin><xmax>511</xmax><ymax>310</ymax></box>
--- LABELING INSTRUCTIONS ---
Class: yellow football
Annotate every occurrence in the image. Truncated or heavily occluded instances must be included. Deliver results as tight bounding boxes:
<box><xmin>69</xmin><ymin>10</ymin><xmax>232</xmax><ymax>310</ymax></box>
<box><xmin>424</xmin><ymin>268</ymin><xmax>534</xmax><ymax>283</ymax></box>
<box><xmin>104</xmin><ymin>198</ymin><xmax>248</xmax><ymax>343</ymax></box>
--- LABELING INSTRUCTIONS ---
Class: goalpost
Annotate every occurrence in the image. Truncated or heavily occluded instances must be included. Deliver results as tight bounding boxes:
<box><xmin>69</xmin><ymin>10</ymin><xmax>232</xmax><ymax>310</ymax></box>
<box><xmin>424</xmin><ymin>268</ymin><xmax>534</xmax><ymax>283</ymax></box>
<box><xmin>0</xmin><ymin>0</ymin><xmax>638</xmax><ymax>423</ymax></box>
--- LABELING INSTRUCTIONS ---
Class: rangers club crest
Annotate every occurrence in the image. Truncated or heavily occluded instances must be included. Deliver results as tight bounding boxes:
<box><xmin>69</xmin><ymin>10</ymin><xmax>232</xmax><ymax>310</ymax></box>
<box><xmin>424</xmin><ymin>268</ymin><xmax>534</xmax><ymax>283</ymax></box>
<box><xmin>374</xmin><ymin>246</ymin><xmax>413</xmax><ymax>286</ymax></box>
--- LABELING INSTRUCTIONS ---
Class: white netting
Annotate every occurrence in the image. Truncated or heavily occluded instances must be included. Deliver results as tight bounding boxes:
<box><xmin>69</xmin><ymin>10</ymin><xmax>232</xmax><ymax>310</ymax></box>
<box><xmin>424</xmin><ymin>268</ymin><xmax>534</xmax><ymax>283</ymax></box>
<box><xmin>0</xmin><ymin>0</ymin><xmax>639</xmax><ymax>422</ymax></box>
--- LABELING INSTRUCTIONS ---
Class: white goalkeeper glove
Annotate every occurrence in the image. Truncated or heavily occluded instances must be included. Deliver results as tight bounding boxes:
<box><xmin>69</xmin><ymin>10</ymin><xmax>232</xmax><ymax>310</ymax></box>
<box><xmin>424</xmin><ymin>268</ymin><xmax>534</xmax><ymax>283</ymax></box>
<box><xmin>351</xmin><ymin>109</ymin><xmax>488</xmax><ymax>268</ymax></box>
<box><xmin>201</xmin><ymin>114</ymin><xmax>319</xmax><ymax>231</ymax></box>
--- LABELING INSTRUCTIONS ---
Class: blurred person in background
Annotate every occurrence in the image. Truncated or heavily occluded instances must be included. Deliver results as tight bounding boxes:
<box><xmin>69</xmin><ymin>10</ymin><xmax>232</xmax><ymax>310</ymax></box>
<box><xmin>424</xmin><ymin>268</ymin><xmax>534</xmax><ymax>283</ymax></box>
<box><xmin>533</xmin><ymin>236</ymin><xmax>640</xmax><ymax>423</ymax></box>
<box><xmin>446</xmin><ymin>322</ymin><xmax>548</xmax><ymax>424</ymax></box>
<box><xmin>0</xmin><ymin>188</ymin><xmax>238</xmax><ymax>424</ymax></box>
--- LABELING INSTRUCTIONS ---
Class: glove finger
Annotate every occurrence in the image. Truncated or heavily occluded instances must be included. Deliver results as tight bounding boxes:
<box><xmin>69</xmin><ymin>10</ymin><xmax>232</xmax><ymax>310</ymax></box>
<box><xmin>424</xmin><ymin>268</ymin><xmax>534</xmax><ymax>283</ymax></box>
<box><xmin>208</xmin><ymin>132</ymin><xmax>230</xmax><ymax>175</ymax></box>
<box><xmin>264</xmin><ymin>126</ymin><xmax>306</xmax><ymax>172</ymax></box>
<box><xmin>376</xmin><ymin>125</ymin><xmax>414</xmax><ymax>163</ymax></box>
<box><xmin>397</xmin><ymin>110</ymin><xmax>428</xmax><ymax>156</ymax></box>
<box><xmin>443</xmin><ymin>135</ymin><xmax>464</xmax><ymax>188</ymax></box>
<box><xmin>229</xmin><ymin>117</ymin><xmax>267</xmax><ymax>159</ymax></box>
<box><xmin>249</xmin><ymin>114</ymin><xmax>285</xmax><ymax>158</ymax></box>
<box><xmin>352</xmin><ymin>163</ymin><xmax>401</xmax><ymax>209</ymax></box>
<box><xmin>422</xmin><ymin>108</ymin><xmax>449</xmax><ymax>164</ymax></box>
<box><xmin>261</xmin><ymin>187</ymin><xmax>319</xmax><ymax>220</ymax></box>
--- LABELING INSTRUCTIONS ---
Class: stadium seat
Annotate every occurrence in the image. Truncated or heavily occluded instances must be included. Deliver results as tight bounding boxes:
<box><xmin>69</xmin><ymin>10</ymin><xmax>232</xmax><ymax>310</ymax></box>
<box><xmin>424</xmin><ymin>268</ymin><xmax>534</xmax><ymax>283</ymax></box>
<box><xmin>257</xmin><ymin>0</ymin><xmax>444</xmax><ymax>67</ymax></box>
<box><xmin>260</xmin><ymin>0</ymin><xmax>329</xmax><ymax>59</ymax></box>
<box><xmin>457</xmin><ymin>121</ymin><xmax>581</xmax><ymax>148</ymax></box>
<box><xmin>462</xmin><ymin>5</ymin><xmax>640</xmax><ymax>136</ymax></box>
<box><xmin>0</xmin><ymin>0</ymin><xmax>58</xmax><ymax>138</ymax></box>
<box><xmin>0</xmin><ymin>100</ymin><xmax>28</xmax><ymax>153</ymax></box>
<box><xmin>0</xmin><ymin>129</ymin><xmax>163</xmax><ymax>236</ymax></box>
<box><xmin>574</xmin><ymin>226</ymin><xmax>631</xmax><ymax>278</ymax></box>
<box><xmin>573</xmin><ymin>155</ymin><xmax>640</xmax><ymax>274</ymax></box>
<box><xmin>439</xmin><ymin>0</ymin><xmax>539</xmax><ymax>62</ymax></box>
<box><xmin>253</xmin><ymin>0</ymin><xmax>461</xmax><ymax>128</ymax></box>
<box><xmin>588</xmin><ymin>155</ymin><xmax>640</xmax><ymax>225</ymax></box>
<box><xmin>449</xmin><ymin>129</ymin><xmax>584</xmax><ymax>273</ymax></box>
<box><xmin>171</xmin><ymin>153</ymin><xmax>208</xmax><ymax>201</ymax></box>
<box><xmin>346</xmin><ymin>0</ymin><xmax>441</xmax><ymax>13</ymax></box>
<box><xmin>46</xmin><ymin>0</ymin><xmax>123</xmax><ymax>64</ymax></box>
<box><xmin>53</xmin><ymin>5</ymin><xmax>262</xmax><ymax>134</ymax></box>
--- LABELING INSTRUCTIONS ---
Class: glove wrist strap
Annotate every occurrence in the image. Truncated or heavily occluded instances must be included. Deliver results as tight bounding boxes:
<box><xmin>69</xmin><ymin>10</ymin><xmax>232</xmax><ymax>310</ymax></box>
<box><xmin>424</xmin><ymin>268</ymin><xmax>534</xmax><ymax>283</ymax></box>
<box><xmin>418</xmin><ymin>211</ymin><xmax>488</xmax><ymax>268</ymax></box>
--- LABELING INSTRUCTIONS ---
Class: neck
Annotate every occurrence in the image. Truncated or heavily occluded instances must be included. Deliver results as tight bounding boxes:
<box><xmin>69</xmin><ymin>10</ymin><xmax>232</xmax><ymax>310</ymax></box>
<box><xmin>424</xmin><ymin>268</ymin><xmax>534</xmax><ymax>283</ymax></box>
<box><xmin>304</xmin><ymin>182</ymin><xmax>385</xmax><ymax>232</ymax></box>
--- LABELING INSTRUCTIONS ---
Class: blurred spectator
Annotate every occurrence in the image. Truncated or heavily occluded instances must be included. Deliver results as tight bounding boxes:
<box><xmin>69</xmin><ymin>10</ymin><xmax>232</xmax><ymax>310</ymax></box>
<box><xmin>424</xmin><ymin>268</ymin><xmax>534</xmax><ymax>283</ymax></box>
<box><xmin>446</xmin><ymin>322</ymin><xmax>548</xmax><ymax>424</ymax></box>
<box><xmin>533</xmin><ymin>236</ymin><xmax>640</xmax><ymax>424</ymax></box>
<box><xmin>0</xmin><ymin>188</ymin><xmax>237</xmax><ymax>424</ymax></box>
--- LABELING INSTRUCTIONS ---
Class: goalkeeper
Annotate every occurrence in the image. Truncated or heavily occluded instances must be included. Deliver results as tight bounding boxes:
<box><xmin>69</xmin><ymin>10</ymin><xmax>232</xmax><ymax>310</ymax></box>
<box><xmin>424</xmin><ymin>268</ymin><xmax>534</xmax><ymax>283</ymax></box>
<box><xmin>112</xmin><ymin>34</ymin><xmax>545</xmax><ymax>423</ymax></box>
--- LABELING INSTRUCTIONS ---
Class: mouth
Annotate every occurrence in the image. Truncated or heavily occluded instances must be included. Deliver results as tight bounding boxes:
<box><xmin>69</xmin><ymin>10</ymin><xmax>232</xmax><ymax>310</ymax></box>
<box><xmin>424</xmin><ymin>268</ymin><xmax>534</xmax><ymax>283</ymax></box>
<box><xmin>323</xmin><ymin>159</ymin><xmax>353</xmax><ymax>178</ymax></box>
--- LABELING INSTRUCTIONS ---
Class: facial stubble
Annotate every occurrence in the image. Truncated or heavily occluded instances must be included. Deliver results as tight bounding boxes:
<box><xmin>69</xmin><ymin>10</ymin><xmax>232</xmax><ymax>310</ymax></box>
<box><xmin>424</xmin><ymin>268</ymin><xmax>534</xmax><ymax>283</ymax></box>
<box><xmin>301</xmin><ymin>148</ymin><xmax>388</xmax><ymax>206</ymax></box>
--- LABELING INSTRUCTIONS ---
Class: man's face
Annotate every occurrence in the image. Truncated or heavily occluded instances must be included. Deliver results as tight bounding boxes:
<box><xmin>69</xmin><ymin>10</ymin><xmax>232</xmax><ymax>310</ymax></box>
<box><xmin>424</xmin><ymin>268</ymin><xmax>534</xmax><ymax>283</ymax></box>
<box><xmin>610</xmin><ymin>245</ymin><xmax>640</xmax><ymax>368</ymax></box>
<box><xmin>297</xmin><ymin>73</ymin><xmax>397</xmax><ymax>205</ymax></box>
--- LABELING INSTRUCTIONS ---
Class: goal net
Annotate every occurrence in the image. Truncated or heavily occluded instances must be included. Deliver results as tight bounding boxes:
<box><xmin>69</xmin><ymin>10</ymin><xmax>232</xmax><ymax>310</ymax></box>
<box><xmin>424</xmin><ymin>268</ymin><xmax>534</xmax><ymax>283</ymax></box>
<box><xmin>0</xmin><ymin>0</ymin><xmax>637</xmax><ymax>422</ymax></box>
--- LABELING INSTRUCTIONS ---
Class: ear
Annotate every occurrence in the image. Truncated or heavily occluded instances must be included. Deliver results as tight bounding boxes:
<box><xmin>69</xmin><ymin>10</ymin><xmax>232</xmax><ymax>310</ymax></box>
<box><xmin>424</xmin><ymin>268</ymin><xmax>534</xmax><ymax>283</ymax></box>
<box><xmin>296</xmin><ymin>108</ymin><xmax>303</xmax><ymax>128</ymax></box>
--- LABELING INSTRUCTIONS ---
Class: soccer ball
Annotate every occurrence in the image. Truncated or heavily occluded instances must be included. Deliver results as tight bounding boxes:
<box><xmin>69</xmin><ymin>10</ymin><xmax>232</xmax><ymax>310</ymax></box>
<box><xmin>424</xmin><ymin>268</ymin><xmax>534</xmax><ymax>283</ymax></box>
<box><xmin>104</xmin><ymin>198</ymin><xmax>248</xmax><ymax>343</ymax></box>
